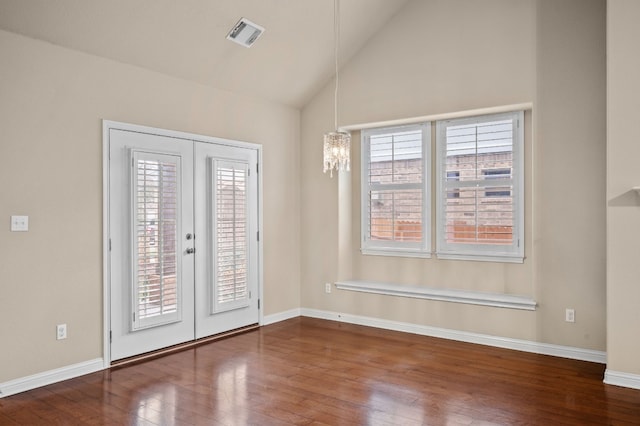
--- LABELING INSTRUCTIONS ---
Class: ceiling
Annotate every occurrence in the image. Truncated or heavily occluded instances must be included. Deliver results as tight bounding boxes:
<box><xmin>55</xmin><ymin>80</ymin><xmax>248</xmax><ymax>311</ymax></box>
<box><xmin>0</xmin><ymin>0</ymin><xmax>409</xmax><ymax>108</ymax></box>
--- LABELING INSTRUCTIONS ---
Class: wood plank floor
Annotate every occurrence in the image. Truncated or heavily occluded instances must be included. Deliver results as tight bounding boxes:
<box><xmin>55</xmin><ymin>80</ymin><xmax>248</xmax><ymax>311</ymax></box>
<box><xmin>1</xmin><ymin>317</ymin><xmax>639</xmax><ymax>425</ymax></box>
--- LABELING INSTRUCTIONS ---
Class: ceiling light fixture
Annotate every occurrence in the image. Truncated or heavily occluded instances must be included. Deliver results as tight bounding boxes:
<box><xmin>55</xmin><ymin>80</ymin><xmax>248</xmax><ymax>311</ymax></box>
<box><xmin>226</xmin><ymin>17</ymin><xmax>264</xmax><ymax>48</ymax></box>
<box><xmin>323</xmin><ymin>0</ymin><xmax>350</xmax><ymax>178</ymax></box>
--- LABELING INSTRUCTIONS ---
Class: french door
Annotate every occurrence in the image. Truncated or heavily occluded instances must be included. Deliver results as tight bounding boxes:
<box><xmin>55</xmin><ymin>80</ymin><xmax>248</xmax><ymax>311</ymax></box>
<box><xmin>107</xmin><ymin>124</ymin><xmax>260</xmax><ymax>361</ymax></box>
<box><xmin>194</xmin><ymin>142</ymin><xmax>259</xmax><ymax>338</ymax></box>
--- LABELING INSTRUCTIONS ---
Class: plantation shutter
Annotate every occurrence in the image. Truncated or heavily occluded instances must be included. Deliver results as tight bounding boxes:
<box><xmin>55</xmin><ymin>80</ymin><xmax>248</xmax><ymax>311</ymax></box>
<box><xmin>212</xmin><ymin>159</ymin><xmax>250</xmax><ymax>313</ymax></box>
<box><xmin>361</xmin><ymin>123</ymin><xmax>430</xmax><ymax>256</ymax></box>
<box><xmin>131</xmin><ymin>151</ymin><xmax>182</xmax><ymax>330</ymax></box>
<box><xmin>436</xmin><ymin>111</ymin><xmax>524</xmax><ymax>262</ymax></box>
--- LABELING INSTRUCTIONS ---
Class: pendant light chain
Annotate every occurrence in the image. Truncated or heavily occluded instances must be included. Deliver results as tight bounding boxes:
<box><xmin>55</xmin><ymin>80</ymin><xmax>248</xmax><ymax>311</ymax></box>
<box><xmin>334</xmin><ymin>0</ymin><xmax>340</xmax><ymax>131</ymax></box>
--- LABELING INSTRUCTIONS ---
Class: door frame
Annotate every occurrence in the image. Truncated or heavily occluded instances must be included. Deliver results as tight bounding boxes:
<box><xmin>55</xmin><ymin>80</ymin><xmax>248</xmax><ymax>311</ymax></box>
<box><xmin>102</xmin><ymin>120</ymin><xmax>264</xmax><ymax>366</ymax></box>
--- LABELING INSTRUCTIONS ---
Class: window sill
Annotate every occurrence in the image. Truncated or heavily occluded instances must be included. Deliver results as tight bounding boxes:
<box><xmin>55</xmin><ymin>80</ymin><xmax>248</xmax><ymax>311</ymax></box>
<box><xmin>436</xmin><ymin>252</ymin><xmax>524</xmax><ymax>264</ymax></box>
<box><xmin>335</xmin><ymin>280</ymin><xmax>537</xmax><ymax>311</ymax></box>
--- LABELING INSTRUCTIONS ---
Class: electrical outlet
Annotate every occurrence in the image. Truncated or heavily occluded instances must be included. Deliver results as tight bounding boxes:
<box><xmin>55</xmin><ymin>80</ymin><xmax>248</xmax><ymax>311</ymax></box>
<box><xmin>10</xmin><ymin>215</ymin><xmax>29</xmax><ymax>232</ymax></box>
<box><xmin>565</xmin><ymin>309</ymin><xmax>575</xmax><ymax>323</ymax></box>
<box><xmin>57</xmin><ymin>324</ymin><xmax>67</xmax><ymax>340</ymax></box>
<box><xmin>325</xmin><ymin>283</ymin><xmax>332</xmax><ymax>294</ymax></box>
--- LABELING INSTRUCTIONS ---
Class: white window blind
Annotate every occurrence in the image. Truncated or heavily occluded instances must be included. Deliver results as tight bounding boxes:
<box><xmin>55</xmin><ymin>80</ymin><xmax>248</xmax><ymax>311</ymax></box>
<box><xmin>212</xmin><ymin>159</ymin><xmax>250</xmax><ymax>313</ymax></box>
<box><xmin>361</xmin><ymin>123</ymin><xmax>431</xmax><ymax>257</ymax></box>
<box><xmin>131</xmin><ymin>151</ymin><xmax>182</xmax><ymax>330</ymax></box>
<box><xmin>436</xmin><ymin>111</ymin><xmax>524</xmax><ymax>262</ymax></box>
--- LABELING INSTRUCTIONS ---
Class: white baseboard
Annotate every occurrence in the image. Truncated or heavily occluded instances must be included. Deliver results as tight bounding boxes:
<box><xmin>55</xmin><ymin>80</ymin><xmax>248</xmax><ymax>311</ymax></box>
<box><xmin>0</xmin><ymin>358</ymin><xmax>104</xmax><ymax>398</ymax></box>
<box><xmin>1</xmin><ymin>309</ymin><xmax>616</xmax><ymax>398</ymax></box>
<box><xmin>299</xmin><ymin>308</ymin><xmax>606</xmax><ymax>364</ymax></box>
<box><xmin>262</xmin><ymin>308</ymin><xmax>301</xmax><ymax>326</ymax></box>
<box><xmin>0</xmin><ymin>308</ymin><xmax>299</xmax><ymax>398</ymax></box>
<box><xmin>604</xmin><ymin>369</ymin><xmax>640</xmax><ymax>390</ymax></box>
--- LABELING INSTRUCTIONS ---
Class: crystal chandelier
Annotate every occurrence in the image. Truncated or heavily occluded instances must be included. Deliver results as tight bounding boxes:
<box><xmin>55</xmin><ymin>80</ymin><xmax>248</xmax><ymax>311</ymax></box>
<box><xmin>323</xmin><ymin>0</ymin><xmax>351</xmax><ymax>178</ymax></box>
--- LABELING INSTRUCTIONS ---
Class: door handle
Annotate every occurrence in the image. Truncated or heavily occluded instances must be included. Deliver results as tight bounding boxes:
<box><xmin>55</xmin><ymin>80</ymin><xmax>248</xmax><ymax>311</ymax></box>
<box><xmin>186</xmin><ymin>247</ymin><xmax>195</xmax><ymax>254</ymax></box>
<box><xmin>186</xmin><ymin>233</ymin><xmax>193</xmax><ymax>240</ymax></box>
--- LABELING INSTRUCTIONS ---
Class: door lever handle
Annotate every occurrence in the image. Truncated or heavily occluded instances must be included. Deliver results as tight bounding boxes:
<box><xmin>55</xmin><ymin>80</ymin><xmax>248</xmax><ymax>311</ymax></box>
<box><xmin>186</xmin><ymin>247</ymin><xmax>195</xmax><ymax>254</ymax></box>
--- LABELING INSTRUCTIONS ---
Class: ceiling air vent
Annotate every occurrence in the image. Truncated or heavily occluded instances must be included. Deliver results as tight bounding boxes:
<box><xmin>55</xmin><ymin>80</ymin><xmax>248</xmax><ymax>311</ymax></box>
<box><xmin>226</xmin><ymin>18</ymin><xmax>265</xmax><ymax>48</ymax></box>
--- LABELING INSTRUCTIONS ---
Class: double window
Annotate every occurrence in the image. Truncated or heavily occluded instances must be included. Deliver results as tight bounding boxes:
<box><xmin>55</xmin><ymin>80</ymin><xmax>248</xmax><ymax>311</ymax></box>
<box><xmin>361</xmin><ymin>111</ymin><xmax>524</xmax><ymax>263</ymax></box>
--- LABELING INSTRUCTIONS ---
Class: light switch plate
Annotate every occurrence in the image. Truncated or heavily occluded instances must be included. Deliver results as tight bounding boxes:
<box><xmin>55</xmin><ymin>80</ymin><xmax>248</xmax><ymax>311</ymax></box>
<box><xmin>11</xmin><ymin>215</ymin><xmax>29</xmax><ymax>232</ymax></box>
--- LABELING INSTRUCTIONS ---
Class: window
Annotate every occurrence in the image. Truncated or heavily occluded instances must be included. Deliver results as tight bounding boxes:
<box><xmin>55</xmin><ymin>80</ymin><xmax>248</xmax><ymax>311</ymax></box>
<box><xmin>446</xmin><ymin>171</ymin><xmax>460</xmax><ymax>198</ymax></box>
<box><xmin>359</xmin><ymin>110</ymin><xmax>525</xmax><ymax>263</ymax></box>
<box><xmin>361</xmin><ymin>123</ymin><xmax>431</xmax><ymax>257</ymax></box>
<box><xmin>483</xmin><ymin>169</ymin><xmax>511</xmax><ymax>197</ymax></box>
<box><xmin>436</xmin><ymin>111</ymin><xmax>524</xmax><ymax>263</ymax></box>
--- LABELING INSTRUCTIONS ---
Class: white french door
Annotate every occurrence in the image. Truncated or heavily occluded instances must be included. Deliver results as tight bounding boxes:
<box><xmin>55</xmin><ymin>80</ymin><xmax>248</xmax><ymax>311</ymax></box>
<box><xmin>107</xmin><ymin>124</ymin><xmax>260</xmax><ymax>362</ymax></box>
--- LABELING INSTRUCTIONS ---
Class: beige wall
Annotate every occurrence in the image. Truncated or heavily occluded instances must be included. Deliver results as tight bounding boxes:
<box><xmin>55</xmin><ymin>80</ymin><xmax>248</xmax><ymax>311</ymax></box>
<box><xmin>0</xmin><ymin>0</ymin><xmax>618</xmax><ymax>387</ymax></box>
<box><xmin>607</xmin><ymin>0</ymin><xmax>640</xmax><ymax>376</ymax></box>
<box><xmin>301</xmin><ymin>0</ymin><xmax>606</xmax><ymax>349</ymax></box>
<box><xmin>535</xmin><ymin>0</ymin><xmax>606</xmax><ymax>350</ymax></box>
<box><xmin>0</xmin><ymin>29</ymin><xmax>300</xmax><ymax>382</ymax></box>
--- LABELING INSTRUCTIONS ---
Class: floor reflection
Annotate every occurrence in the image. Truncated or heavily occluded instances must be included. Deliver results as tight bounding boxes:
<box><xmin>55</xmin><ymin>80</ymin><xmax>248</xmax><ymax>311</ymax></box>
<box><xmin>135</xmin><ymin>385</ymin><xmax>176</xmax><ymax>424</ymax></box>
<box><xmin>215</xmin><ymin>359</ymin><xmax>248</xmax><ymax>424</ymax></box>
<box><xmin>367</xmin><ymin>381</ymin><xmax>425</xmax><ymax>424</ymax></box>
<box><xmin>3</xmin><ymin>318</ymin><xmax>637</xmax><ymax>424</ymax></box>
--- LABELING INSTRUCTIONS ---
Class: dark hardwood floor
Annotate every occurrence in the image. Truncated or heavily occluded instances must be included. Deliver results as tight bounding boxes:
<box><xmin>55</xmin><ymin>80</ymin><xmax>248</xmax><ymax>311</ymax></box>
<box><xmin>1</xmin><ymin>317</ymin><xmax>639</xmax><ymax>425</ymax></box>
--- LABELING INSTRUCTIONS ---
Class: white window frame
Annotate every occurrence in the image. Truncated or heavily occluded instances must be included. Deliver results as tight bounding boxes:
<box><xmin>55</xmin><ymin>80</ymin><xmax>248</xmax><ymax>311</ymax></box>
<box><xmin>435</xmin><ymin>111</ymin><xmax>524</xmax><ymax>263</ymax></box>
<box><xmin>361</xmin><ymin>123</ymin><xmax>431</xmax><ymax>258</ymax></box>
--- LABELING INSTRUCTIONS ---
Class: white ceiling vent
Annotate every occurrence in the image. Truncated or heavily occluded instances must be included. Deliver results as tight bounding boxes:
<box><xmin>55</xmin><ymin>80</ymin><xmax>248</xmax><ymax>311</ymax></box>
<box><xmin>226</xmin><ymin>18</ymin><xmax>265</xmax><ymax>48</ymax></box>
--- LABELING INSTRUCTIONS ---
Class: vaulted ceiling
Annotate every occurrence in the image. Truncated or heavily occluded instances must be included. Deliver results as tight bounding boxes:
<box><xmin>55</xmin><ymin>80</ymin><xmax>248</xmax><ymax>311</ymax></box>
<box><xmin>0</xmin><ymin>0</ymin><xmax>409</xmax><ymax>107</ymax></box>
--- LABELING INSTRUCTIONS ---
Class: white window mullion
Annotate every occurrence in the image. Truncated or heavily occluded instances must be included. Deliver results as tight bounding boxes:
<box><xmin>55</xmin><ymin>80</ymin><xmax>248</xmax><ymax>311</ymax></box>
<box><xmin>369</xmin><ymin>182</ymin><xmax>423</xmax><ymax>192</ymax></box>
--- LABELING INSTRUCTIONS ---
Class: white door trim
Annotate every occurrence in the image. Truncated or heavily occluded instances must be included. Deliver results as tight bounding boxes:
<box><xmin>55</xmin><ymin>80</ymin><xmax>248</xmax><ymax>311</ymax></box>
<box><xmin>102</xmin><ymin>120</ymin><xmax>264</xmax><ymax>366</ymax></box>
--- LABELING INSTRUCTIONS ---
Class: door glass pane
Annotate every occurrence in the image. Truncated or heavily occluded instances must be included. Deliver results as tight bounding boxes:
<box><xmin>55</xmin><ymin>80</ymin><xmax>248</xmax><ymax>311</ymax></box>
<box><xmin>214</xmin><ymin>160</ymin><xmax>248</xmax><ymax>312</ymax></box>
<box><xmin>132</xmin><ymin>152</ymin><xmax>181</xmax><ymax>329</ymax></box>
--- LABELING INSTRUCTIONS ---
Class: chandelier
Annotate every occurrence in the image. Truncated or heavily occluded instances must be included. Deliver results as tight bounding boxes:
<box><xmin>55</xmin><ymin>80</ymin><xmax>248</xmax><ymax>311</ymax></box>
<box><xmin>323</xmin><ymin>0</ymin><xmax>351</xmax><ymax>178</ymax></box>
